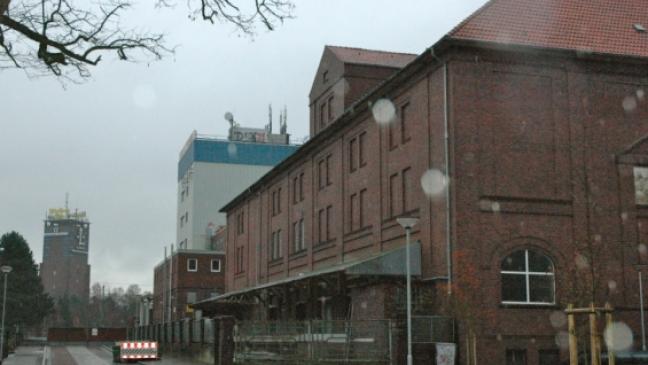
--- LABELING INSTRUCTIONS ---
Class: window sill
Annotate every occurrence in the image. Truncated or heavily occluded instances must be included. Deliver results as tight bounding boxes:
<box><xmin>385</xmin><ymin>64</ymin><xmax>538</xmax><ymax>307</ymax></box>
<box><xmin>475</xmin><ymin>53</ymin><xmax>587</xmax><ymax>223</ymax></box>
<box><xmin>500</xmin><ymin>302</ymin><xmax>558</xmax><ymax>309</ymax></box>
<box><xmin>313</xmin><ymin>240</ymin><xmax>336</xmax><ymax>253</ymax></box>
<box><xmin>289</xmin><ymin>250</ymin><xmax>308</xmax><ymax>259</ymax></box>
<box><xmin>268</xmin><ymin>258</ymin><xmax>284</xmax><ymax>267</ymax></box>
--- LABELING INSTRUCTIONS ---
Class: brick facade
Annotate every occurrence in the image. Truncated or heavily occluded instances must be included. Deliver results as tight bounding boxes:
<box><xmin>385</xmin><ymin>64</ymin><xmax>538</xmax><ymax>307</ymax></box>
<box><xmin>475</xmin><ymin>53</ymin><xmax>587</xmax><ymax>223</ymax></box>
<box><xmin>152</xmin><ymin>250</ymin><xmax>225</xmax><ymax>324</ymax></box>
<box><xmin>216</xmin><ymin>8</ymin><xmax>648</xmax><ymax>364</ymax></box>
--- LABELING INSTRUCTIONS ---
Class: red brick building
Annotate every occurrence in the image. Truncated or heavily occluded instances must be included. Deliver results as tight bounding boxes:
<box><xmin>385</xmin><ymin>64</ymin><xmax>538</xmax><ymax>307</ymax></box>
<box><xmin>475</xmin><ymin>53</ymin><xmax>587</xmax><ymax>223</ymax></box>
<box><xmin>201</xmin><ymin>0</ymin><xmax>648</xmax><ymax>363</ymax></box>
<box><xmin>152</xmin><ymin>246</ymin><xmax>225</xmax><ymax>323</ymax></box>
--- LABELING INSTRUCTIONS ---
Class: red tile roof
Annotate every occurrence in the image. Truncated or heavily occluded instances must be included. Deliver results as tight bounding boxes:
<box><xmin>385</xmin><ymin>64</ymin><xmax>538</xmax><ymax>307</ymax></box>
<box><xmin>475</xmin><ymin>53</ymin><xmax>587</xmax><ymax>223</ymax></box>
<box><xmin>449</xmin><ymin>0</ymin><xmax>648</xmax><ymax>59</ymax></box>
<box><xmin>327</xmin><ymin>45</ymin><xmax>417</xmax><ymax>68</ymax></box>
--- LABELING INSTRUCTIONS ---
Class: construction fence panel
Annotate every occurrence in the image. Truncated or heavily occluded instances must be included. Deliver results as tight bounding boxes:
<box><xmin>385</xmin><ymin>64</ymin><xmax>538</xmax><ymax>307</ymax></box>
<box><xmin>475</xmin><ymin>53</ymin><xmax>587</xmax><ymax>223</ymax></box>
<box><xmin>411</xmin><ymin>316</ymin><xmax>455</xmax><ymax>344</ymax></box>
<box><xmin>204</xmin><ymin>319</ymin><xmax>215</xmax><ymax>344</ymax></box>
<box><xmin>193</xmin><ymin>319</ymin><xmax>202</xmax><ymax>343</ymax></box>
<box><xmin>234</xmin><ymin>320</ymin><xmax>392</xmax><ymax>364</ymax></box>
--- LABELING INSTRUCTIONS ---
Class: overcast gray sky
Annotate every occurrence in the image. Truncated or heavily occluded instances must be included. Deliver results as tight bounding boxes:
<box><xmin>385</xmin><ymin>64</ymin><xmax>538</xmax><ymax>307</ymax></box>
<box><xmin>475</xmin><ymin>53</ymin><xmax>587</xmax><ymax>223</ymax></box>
<box><xmin>0</xmin><ymin>0</ymin><xmax>487</xmax><ymax>292</ymax></box>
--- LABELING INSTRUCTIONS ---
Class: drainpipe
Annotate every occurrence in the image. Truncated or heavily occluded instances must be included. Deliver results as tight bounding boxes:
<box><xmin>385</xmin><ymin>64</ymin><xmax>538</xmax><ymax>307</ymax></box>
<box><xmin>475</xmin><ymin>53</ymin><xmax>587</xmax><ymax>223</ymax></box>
<box><xmin>443</xmin><ymin>62</ymin><xmax>453</xmax><ymax>295</ymax></box>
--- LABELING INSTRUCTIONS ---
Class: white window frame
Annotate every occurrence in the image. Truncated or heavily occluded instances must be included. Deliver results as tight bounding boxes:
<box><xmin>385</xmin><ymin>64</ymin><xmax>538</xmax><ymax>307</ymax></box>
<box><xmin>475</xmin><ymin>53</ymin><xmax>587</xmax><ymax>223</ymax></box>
<box><xmin>501</xmin><ymin>249</ymin><xmax>555</xmax><ymax>305</ymax></box>
<box><xmin>211</xmin><ymin>259</ymin><xmax>221</xmax><ymax>272</ymax></box>
<box><xmin>187</xmin><ymin>258</ymin><xmax>198</xmax><ymax>272</ymax></box>
<box><xmin>634</xmin><ymin>166</ymin><xmax>648</xmax><ymax>205</ymax></box>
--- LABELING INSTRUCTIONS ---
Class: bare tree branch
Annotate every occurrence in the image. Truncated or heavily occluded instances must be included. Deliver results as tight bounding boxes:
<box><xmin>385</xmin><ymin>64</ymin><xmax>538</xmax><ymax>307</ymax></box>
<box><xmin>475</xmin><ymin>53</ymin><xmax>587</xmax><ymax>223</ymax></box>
<box><xmin>183</xmin><ymin>0</ymin><xmax>294</xmax><ymax>35</ymax></box>
<box><xmin>0</xmin><ymin>0</ymin><xmax>171</xmax><ymax>79</ymax></box>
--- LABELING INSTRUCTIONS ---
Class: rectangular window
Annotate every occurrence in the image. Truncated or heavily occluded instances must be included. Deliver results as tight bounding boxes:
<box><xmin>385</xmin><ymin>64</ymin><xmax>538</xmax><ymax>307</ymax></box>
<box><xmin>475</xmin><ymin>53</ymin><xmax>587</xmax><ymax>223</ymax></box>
<box><xmin>326</xmin><ymin>155</ymin><xmax>332</xmax><ymax>185</ymax></box>
<box><xmin>326</xmin><ymin>205</ymin><xmax>333</xmax><ymax>240</ymax></box>
<box><xmin>349</xmin><ymin>193</ymin><xmax>357</xmax><ymax>232</ymax></box>
<box><xmin>359</xmin><ymin>132</ymin><xmax>367</xmax><ymax>167</ymax></box>
<box><xmin>389</xmin><ymin>173</ymin><xmax>399</xmax><ymax>218</ymax></box>
<box><xmin>293</xmin><ymin>219</ymin><xmax>305</xmax><ymax>252</ymax></box>
<box><xmin>236</xmin><ymin>247</ymin><xmax>244</xmax><ymax>272</ymax></box>
<box><xmin>320</xmin><ymin>103</ymin><xmax>327</xmax><ymax>128</ymax></box>
<box><xmin>349</xmin><ymin>138</ymin><xmax>357</xmax><ymax>172</ymax></box>
<box><xmin>635</xmin><ymin>166</ymin><xmax>648</xmax><ymax>205</ymax></box>
<box><xmin>293</xmin><ymin>221</ymin><xmax>300</xmax><ymax>252</ymax></box>
<box><xmin>277</xmin><ymin>188</ymin><xmax>282</xmax><ymax>213</ymax></box>
<box><xmin>186</xmin><ymin>292</ymin><xmax>197</xmax><ymax>304</ymax></box>
<box><xmin>318</xmin><ymin>209</ymin><xmax>325</xmax><ymax>243</ymax></box>
<box><xmin>271</xmin><ymin>230</ymin><xmax>282</xmax><ymax>260</ymax></box>
<box><xmin>211</xmin><ymin>259</ymin><xmax>221</xmax><ymax>272</ymax></box>
<box><xmin>300</xmin><ymin>219</ymin><xmax>305</xmax><ymax>250</ymax></box>
<box><xmin>389</xmin><ymin>122</ymin><xmax>398</xmax><ymax>150</ymax></box>
<box><xmin>187</xmin><ymin>258</ymin><xmax>198</xmax><ymax>272</ymax></box>
<box><xmin>237</xmin><ymin>211</ymin><xmax>244</xmax><ymax>235</ymax></box>
<box><xmin>402</xmin><ymin>167</ymin><xmax>411</xmax><ymax>213</ymax></box>
<box><xmin>299</xmin><ymin>173</ymin><xmax>304</xmax><ymax>201</ymax></box>
<box><xmin>318</xmin><ymin>160</ymin><xmax>326</xmax><ymax>189</ymax></box>
<box><xmin>272</xmin><ymin>191</ymin><xmax>277</xmax><ymax>215</ymax></box>
<box><xmin>293</xmin><ymin>176</ymin><xmax>299</xmax><ymax>204</ymax></box>
<box><xmin>538</xmin><ymin>350</ymin><xmax>559</xmax><ymax>365</ymax></box>
<box><xmin>506</xmin><ymin>349</ymin><xmax>527</xmax><ymax>365</ymax></box>
<box><xmin>400</xmin><ymin>103</ymin><xmax>411</xmax><ymax>143</ymax></box>
<box><xmin>360</xmin><ymin>189</ymin><xmax>367</xmax><ymax>228</ymax></box>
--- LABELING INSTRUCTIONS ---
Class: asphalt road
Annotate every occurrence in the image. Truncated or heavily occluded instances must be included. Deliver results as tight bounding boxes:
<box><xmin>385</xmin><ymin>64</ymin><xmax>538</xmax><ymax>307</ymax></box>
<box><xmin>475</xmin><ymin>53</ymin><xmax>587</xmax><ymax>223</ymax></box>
<box><xmin>3</xmin><ymin>346</ymin><xmax>200</xmax><ymax>364</ymax></box>
<box><xmin>3</xmin><ymin>345</ymin><xmax>114</xmax><ymax>365</ymax></box>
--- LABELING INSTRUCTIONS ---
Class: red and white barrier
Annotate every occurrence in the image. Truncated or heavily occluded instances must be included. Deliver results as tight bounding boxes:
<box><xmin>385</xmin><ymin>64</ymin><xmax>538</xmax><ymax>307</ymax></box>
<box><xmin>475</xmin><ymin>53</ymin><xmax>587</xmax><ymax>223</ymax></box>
<box><xmin>118</xmin><ymin>341</ymin><xmax>159</xmax><ymax>361</ymax></box>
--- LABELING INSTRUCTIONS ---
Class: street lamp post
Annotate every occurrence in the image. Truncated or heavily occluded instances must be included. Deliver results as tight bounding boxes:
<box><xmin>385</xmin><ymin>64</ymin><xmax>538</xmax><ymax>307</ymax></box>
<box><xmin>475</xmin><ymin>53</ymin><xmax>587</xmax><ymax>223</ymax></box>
<box><xmin>397</xmin><ymin>217</ymin><xmax>419</xmax><ymax>365</ymax></box>
<box><xmin>636</xmin><ymin>264</ymin><xmax>648</xmax><ymax>351</ymax></box>
<box><xmin>0</xmin><ymin>265</ymin><xmax>12</xmax><ymax>363</ymax></box>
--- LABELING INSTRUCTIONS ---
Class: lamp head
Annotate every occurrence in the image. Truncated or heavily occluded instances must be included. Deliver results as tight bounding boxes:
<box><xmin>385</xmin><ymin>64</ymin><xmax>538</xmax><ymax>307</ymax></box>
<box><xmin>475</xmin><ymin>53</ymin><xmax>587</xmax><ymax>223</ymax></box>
<box><xmin>397</xmin><ymin>217</ymin><xmax>420</xmax><ymax>229</ymax></box>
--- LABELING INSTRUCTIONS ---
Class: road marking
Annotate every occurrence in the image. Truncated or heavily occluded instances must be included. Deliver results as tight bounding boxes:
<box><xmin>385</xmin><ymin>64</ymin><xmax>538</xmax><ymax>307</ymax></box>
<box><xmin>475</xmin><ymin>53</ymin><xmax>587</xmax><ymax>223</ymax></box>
<box><xmin>66</xmin><ymin>346</ymin><xmax>111</xmax><ymax>365</ymax></box>
<box><xmin>41</xmin><ymin>346</ymin><xmax>50</xmax><ymax>365</ymax></box>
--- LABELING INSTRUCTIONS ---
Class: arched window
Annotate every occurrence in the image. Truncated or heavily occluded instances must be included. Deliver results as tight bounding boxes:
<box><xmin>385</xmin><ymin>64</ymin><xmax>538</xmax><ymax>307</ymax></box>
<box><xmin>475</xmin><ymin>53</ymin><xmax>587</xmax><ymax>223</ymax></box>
<box><xmin>501</xmin><ymin>249</ymin><xmax>555</xmax><ymax>304</ymax></box>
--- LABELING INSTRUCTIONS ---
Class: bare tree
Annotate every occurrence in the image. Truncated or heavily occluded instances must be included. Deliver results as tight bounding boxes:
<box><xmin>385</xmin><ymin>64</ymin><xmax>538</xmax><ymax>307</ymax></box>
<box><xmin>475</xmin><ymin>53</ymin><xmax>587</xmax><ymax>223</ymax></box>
<box><xmin>0</xmin><ymin>0</ymin><xmax>293</xmax><ymax>79</ymax></box>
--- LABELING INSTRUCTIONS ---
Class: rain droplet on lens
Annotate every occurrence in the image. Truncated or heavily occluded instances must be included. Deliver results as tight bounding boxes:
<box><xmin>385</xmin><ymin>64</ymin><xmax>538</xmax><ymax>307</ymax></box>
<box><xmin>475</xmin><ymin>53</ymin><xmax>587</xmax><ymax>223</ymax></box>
<box><xmin>549</xmin><ymin>311</ymin><xmax>566</xmax><ymax>328</ymax></box>
<box><xmin>371</xmin><ymin>98</ymin><xmax>397</xmax><ymax>126</ymax></box>
<box><xmin>420</xmin><ymin>169</ymin><xmax>449</xmax><ymax>198</ymax></box>
<box><xmin>491</xmin><ymin>202</ymin><xmax>501</xmax><ymax>213</ymax></box>
<box><xmin>637</xmin><ymin>89</ymin><xmax>645</xmax><ymax>101</ymax></box>
<box><xmin>555</xmin><ymin>331</ymin><xmax>569</xmax><ymax>349</ymax></box>
<box><xmin>227</xmin><ymin>143</ymin><xmax>238</xmax><ymax>158</ymax></box>
<box><xmin>575</xmin><ymin>254</ymin><xmax>589</xmax><ymax>269</ymax></box>
<box><xmin>604</xmin><ymin>322</ymin><xmax>633</xmax><ymax>352</ymax></box>
<box><xmin>623</xmin><ymin>96</ymin><xmax>638</xmax><ymax>112</ymax></box>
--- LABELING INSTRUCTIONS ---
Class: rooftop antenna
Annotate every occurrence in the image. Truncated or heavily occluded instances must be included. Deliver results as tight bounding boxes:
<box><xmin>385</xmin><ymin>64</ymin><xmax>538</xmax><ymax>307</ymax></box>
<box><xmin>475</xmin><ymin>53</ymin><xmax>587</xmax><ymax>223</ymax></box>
<box><xmin>224</xmin><ymin>112</ymin><xmax>235</xmax><ymax>140</ymax></box>
<box><xmin>280</xmin><ymin>105</ymin><xmax>288</xmax><ymax>135</ymax></box>
<box><xmin>267</xmin><ymin>104</ymin><xmax>273</xmax><ymax>134</ymax></box>
<box><xmin>65</xmin><ymin>192</ymin><xmax>69</xmax><ymax>217</ymax></box>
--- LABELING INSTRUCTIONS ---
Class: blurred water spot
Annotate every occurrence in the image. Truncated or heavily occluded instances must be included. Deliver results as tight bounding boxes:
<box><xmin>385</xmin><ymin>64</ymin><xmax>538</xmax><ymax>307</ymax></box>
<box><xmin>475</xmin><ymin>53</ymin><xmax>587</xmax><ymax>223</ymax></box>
<box><xmin>227</xmin><ymin>143</ymin><xmax>238</xmax><ymax>158</ymax></box>
<box><xmin>594</xmin><ymin>234</ymin><xmax>602</xmax><ymax>242</ymax></box>
<box><xmin>623</xmin><ymin>96</ymin><xmax>638</xmax><ymax>112</ymax></box>
<box><xmin>491</xmin><ymin>202</ymin><xmax>501</xmax><ymax>213</ymax></box>
<box><xmin>555</xmin><ymin>331</ymin><xmax>569</xmax><ymax>349</ymax></box>
<box><xmin>638</xmin><ymin>89</ymin><xmax>645</xmax><ymax>101</ymax></box>
<box><xmin>639</xmin><ymin>244</ymin><xmax>647</xmax><ymax>255</ymax></box>
<box><xmin>621</xmin><ymin>212</ymin><xmax>629</xmax><ymax>221</ymax></box>
<box><xmin>371</xmin><ymin>99</ymin><xmax>397</xmax><ymax>126</ymax></box>
<box><xmin>604</xmin><ymin>322</ymin><xmax>633</xmax><ymax>352</ymax></box>
<box><xmin>420</xmin><ymin>169</ymin><xmax>448</xmax><ymax>197</ymax></box>
<box><xmin>575</xmin><ymin>254</ymin><xmax>589</xmax><ymax>269</ymax></box>
<box><xmin>549</xmin><ymin>311</ymin><xmax>566</xmax><ymax>328</ymax></box>
<box><xmin>132</xmin><ymin>84</ymin><xmax>157</xmax><ymax>109</ymax></box>
<box><xmin>608</xmin><ymin>280</ymin><xmax>617</xmax><ymax>291</ymax></box>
